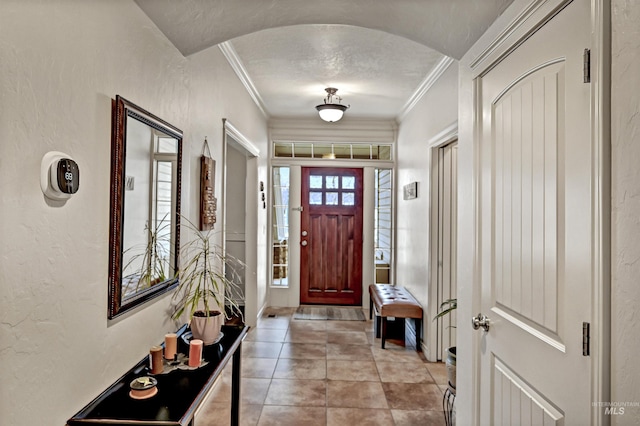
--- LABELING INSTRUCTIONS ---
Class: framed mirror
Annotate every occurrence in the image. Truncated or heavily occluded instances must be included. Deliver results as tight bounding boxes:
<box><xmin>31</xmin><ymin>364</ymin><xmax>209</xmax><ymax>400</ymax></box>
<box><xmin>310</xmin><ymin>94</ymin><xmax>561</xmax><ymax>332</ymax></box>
<box><xmin>108</xmin><ymin>95</ymin><xmax>182</xmax><ymax>319</ymax></box>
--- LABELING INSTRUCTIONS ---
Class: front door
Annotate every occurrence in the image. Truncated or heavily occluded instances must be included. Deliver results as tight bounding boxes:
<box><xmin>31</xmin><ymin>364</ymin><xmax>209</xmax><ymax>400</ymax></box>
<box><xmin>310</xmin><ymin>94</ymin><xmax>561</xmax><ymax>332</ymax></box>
<box><xmin>477</xmin><ymin>1</ymin><xmax>592</xmax><ymax>423</ymax></box>
<box><xmin>300</xmin><ymin>167</ymin><xmax>363</xmax><ymax>305</ymax></box>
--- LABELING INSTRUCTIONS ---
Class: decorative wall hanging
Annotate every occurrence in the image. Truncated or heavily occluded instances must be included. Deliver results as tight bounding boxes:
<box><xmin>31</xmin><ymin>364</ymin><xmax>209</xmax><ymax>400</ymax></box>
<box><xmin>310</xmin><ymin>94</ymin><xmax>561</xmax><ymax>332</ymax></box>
<box><xmin>403</xmin><ymin>182</ymin><xmax>418</xmax><ymax>200</ymax></box>
<box><xmin>200</xmin><ymin>137</ymin><xmax>217</xmax><ymax>230</ymax></box>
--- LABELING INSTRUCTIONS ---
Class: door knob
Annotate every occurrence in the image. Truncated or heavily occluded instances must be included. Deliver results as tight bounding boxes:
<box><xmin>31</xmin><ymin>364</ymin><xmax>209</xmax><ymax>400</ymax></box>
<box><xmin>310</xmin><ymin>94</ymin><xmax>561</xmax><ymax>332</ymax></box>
<box><xmin>301</xmin><ymin>230</ymin><xmax>308</xmax><ymax>237</ymax></box>
<box><xmin>301</xmin><ymin>240</ymin><xmax>308</xmax><ymax>246</ymax></box>
<box><xmin>471</xmin><ymin>313</ymin><xmax>490</xmax><ymax>332</ymax></box>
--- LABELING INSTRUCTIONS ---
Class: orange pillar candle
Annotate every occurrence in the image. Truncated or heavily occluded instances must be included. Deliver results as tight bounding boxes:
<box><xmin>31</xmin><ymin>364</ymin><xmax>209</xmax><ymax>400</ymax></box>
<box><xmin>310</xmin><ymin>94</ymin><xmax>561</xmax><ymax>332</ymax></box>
<box><xmin>188</xmin><ymin>339</ymin><xmax>203</xmax><ymax>367</ymax></box>
<box><xmin>164</xmin><ymin>333</ymin><xmax>177</xmax><ymax>360</ymax></box>
<box><xmin>149</xmin><ymin>346</ymin><xmax>163</xmax><ymax>374</ymax></box>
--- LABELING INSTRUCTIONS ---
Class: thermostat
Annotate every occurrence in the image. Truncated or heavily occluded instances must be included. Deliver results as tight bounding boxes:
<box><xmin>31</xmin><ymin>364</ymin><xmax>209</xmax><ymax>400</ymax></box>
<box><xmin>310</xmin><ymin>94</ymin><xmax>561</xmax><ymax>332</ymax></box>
<box><xmin>41</xmin><ymin>151</ymin><xmax>80</xmax><ymax>201</ymax></box>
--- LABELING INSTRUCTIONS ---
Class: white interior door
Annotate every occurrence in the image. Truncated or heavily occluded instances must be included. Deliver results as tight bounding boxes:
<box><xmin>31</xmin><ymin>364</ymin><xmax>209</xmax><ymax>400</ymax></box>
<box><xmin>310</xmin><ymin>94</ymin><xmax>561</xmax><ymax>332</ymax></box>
<box><xmin>477</xmin><ymin>1</ymin><xmax>592</xmax><ymax>423</ymax></box>
<box><xmin>436</xmin><ymin>142</ymin><xmax>458</xmax><ymax>361</ymax></box>
<box><xmin>224</xmin><ymin>143</ymin><xmax>247</xmax><ymax>306</ymax></box>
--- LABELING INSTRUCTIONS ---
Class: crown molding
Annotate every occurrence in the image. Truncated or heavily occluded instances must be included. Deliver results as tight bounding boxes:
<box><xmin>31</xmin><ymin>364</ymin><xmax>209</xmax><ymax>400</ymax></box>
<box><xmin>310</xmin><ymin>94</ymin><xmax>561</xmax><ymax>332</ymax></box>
<box><xmin>397</xmin><ymin>56</ymin><xmax>455</xmax><ymax>122</ymax></box>
<box><xmin>218</xmin><ymin>41</ymin><xmax>269</xmax><ymax>118</ymax></box>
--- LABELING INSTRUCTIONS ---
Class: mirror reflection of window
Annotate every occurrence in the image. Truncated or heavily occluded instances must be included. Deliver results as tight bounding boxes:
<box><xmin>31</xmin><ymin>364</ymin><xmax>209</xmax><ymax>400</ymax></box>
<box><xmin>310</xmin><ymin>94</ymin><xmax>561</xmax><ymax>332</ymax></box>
<box><xmin>121</xmin><ymin>123</ymin><xmax>178</xmax><ymax>299</ymax></box>
<box><xmin>150</xmin><ymin>135</ymin><xmax>178</xmax><ymax>290</ymax></box>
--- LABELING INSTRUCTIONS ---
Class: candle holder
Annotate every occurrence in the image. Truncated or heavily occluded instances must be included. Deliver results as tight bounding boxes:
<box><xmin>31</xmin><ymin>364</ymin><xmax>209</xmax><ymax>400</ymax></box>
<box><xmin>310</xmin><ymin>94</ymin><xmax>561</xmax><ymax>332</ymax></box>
<box><xmin>129</xmin><ymin>376</ymin><xmax>158</xmax><ymax>400</ymax></box>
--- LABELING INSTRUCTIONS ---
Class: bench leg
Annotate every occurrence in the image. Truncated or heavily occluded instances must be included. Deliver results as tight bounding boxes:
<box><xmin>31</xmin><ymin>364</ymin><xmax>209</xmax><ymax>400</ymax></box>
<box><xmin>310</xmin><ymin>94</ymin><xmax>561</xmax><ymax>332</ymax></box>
<box><xmin>375</xmin><ymin>313</ymin><xmax>381</xmax><ymax>338</ymax></box>
<box><xmin>381</xmin><ymin>317</ymin><xmax>387</xmax><ymax>349</ymax></box>
<box><xmin>414</xmin><ymin>318</ymin><xmax>422</xmax><ymax>352</ymax></box>
<box><xmin>369</xmin><ymin>297</ymin><xmax>373</xmax><ymax>320</ymax></box>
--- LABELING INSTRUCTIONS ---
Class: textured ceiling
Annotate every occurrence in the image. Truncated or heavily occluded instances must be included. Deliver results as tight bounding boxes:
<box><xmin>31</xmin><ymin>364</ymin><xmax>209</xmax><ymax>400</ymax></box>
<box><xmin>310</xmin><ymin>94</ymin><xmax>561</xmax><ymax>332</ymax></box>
<box><xmin>134</xmin><ymin>0</ymin><xmax>514</xmax><ymax>120</ymax></box>
<box><xmin>229</xmin><ymin>25</ymin><xmax>447</xmax><ymax>119</ymax></box>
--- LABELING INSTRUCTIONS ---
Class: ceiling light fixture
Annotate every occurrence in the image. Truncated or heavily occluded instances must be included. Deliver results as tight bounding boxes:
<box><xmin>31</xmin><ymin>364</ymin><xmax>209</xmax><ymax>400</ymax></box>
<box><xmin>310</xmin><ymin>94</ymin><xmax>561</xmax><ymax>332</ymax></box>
<box><xmin>315</xmin><ymin>87</ymin><xmax>349</xmax><ymax>122</ymax></box>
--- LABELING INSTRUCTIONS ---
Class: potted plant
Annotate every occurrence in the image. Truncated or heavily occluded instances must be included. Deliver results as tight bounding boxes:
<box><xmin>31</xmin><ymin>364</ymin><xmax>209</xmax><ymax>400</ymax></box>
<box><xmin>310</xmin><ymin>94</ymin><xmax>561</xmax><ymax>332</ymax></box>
<box><xmin>121</xmin><ymin>217</ymin><xmax>172</xmax><ymax>297</ymax></box>
<box><xmin>434</xmin><ymin>298</ymin><xmax>457</xmax><ymax>390</ymax></box>
<box><xmin>171</xmin><ymin>217</ymin><xmax>244</xmax><ymax>344</ymax></box>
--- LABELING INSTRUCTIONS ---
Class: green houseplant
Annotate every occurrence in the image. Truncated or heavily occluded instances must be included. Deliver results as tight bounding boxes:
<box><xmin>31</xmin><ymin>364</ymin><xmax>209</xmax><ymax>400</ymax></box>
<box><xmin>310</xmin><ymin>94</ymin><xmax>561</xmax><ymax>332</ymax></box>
<box><xmin>171</xmin><ymin>217</ymin><xmax>245</xmax><ymax>344</ymax></box>
<box><xmin>121</xmin><ymin>217</ymin><xmax>173</xmax><ymax>298</ymax></box>
<box><xmin>434</xmin><ymin>298</ymin><xmax>457</xmax><ymax>390</ymax></box>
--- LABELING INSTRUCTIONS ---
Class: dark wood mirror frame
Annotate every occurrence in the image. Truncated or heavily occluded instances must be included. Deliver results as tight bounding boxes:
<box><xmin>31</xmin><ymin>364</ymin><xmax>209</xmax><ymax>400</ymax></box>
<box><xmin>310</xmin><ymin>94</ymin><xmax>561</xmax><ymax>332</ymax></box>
<box><xmin>108</xmin><ymin>95</ymin><xmax>182</xmax><ymax>319</ymax></box>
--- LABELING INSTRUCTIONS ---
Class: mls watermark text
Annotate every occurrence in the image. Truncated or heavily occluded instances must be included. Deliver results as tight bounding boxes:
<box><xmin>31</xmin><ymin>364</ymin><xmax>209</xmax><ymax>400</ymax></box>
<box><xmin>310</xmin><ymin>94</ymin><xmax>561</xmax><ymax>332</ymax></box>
<box><xmin>592</xmin><ymin>401</ymin><xmax>639</xmax><ymax>416</ymax></box>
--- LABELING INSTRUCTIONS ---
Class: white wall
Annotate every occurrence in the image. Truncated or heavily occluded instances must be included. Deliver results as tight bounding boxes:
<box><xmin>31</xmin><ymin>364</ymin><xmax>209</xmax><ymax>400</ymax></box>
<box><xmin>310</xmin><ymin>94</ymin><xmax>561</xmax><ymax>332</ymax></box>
<box><xmin>186</xmin><ymin>46</ymin><xmax>270</xmax><ymax>326</ymax></box>
<box><xmin>611</xmin><ymin>0</ymin><xmax>640</xmax><ymax>423</ymax></box>
<box><xmin>0</xmin><ymin>1</ymin><xmax>267</xmax><ymax>425</ymax></box>
<box><xmin>395</xmin><ymin>63</ymin><xmax>459</xmax><ymax>358</ymax></box>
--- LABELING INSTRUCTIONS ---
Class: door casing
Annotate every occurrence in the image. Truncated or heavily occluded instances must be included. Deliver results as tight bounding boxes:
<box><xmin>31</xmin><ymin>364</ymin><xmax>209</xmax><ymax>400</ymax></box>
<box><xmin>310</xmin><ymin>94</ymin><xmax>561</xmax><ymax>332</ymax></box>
<box><xmin>222</xmin><ymin>119</ymin><xmax>260</xmax><ymax>327</ymax></box>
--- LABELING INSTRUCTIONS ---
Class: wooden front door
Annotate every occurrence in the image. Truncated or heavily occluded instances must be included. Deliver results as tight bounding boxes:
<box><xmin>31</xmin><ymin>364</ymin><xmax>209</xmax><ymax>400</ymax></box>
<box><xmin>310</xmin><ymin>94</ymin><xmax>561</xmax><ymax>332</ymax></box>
<box><xmin>300</xmin><ymin>167</ymin><xmax>363</xmax><ymax>305</ymax></box>
<box><xmin>476</xmin><ymin>1</ymin><xmax>592</xmax><ymax>423</ymax></box>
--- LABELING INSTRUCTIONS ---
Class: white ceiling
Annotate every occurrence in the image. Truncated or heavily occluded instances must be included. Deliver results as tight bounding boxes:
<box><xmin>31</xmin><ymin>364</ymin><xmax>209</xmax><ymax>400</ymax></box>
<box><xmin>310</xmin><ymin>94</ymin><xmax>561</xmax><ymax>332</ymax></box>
<box><xmin>134</xmin><ymin>0</ymin><xmax>514</xmax><ymax>121</ymax></box>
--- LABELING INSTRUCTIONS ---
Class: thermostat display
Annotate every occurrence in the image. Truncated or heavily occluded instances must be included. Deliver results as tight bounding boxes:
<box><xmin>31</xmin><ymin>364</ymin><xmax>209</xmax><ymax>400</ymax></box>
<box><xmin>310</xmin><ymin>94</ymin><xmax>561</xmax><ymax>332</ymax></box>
<box><xmin>41</xmin><ymin>151</ymin><xmax>80</xmax><ymax>202</ymax></box>
<box><xmin>53</xmin><ymin>158</ymin><xmax>79</xmax><ymax>194</ymax></box>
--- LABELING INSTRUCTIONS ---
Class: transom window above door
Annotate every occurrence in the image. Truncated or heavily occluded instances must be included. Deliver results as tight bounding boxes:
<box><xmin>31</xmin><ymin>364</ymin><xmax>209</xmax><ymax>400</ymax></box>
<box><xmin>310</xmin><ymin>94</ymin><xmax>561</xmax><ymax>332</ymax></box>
<box><xmin>273</xmin><ymin>142</ymin><xmax>392</xmax><ymax>160</ymax></box>
<box><xmin>308</xmin><ymin>174</ymin><xmax>356</xmax><ymax>206</ymax></box>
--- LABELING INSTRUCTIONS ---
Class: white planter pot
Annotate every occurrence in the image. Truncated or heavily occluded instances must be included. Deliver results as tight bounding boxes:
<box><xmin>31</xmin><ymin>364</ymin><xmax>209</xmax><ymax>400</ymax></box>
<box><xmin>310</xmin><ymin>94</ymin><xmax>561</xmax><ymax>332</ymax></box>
<box><xmin>190</xmin><ymin>310</ymin><xmax>223</xmax><ymax>345</ymax></box>
<box><xmin>446</xmin><ymin>346</ymin><xmax>457</xmax><ymax>391</ymax></box>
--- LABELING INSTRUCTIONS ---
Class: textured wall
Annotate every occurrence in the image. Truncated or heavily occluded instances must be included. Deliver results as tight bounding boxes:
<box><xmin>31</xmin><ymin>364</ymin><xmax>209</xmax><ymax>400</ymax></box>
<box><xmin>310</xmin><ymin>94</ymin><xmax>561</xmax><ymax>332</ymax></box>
<box><xmin>395</xmin><ymin>63</ymin><xmax>459</xmax><ymax>356</ymax></box>
<box><xmin>611</xmin><ymin>0</ymin><xmax>640</xmax><ymax>423</ymax></box>
<box><xmin>0</xmin><ymin>2</ymin><xmax>187</xmax><ymax>424</ymax></box>
<box><xmin>0</xmin><ymin>1</ymin><xmax>267</xmax><ymax>425</ymax></box>
<box><xmin>186</xmin><ymin>46</ymin><xmax>270</xmax><ymax>326</ymax></box>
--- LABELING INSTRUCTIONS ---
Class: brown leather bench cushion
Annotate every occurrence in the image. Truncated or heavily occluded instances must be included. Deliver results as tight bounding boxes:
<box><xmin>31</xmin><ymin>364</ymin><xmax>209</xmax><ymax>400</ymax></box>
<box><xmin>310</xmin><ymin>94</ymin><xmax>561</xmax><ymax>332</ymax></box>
<box><xmin>369</xmin><ymin>284</ymin><xmax>422</xmax><ymax>318</ymax></box>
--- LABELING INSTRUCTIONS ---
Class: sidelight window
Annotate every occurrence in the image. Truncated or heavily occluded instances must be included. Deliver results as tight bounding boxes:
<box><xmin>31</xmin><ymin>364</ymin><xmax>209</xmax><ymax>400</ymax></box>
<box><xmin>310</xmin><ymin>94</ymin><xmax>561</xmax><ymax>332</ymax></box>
<box><xmin>272</xmin><ymin>167</ymin><xmax>290</xmax><ymax>286</ymax></box>
<box><xmin>374</xmin><ymin>168</ymin><xmax>393</xmax><ymax>284</ymax></box>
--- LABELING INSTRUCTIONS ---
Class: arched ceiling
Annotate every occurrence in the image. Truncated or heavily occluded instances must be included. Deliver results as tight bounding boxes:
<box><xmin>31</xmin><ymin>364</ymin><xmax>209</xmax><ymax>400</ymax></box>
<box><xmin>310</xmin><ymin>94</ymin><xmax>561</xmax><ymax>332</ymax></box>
<box><xmin>134</xmin><ymin>0</ymin><xmax>514</xmax><ymax>120</ymax></box>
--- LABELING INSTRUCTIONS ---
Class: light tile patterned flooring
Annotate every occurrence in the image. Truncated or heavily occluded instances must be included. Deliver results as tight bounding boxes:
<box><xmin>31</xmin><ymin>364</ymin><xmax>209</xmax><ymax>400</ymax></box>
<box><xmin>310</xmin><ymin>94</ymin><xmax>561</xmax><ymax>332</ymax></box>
<box><xmin>197</xmin><ymin>307</ymin><xmax>447</xmax><ymax>425</ymax></box>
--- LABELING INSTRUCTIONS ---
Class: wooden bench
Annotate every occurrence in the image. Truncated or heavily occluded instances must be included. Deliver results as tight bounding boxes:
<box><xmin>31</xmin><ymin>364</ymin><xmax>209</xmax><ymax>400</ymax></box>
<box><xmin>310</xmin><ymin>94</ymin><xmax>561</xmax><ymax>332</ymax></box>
<box><xmin>369</xmin><ymin>284</ymin><xmax>423</xmax><ymax>351</ymax></box>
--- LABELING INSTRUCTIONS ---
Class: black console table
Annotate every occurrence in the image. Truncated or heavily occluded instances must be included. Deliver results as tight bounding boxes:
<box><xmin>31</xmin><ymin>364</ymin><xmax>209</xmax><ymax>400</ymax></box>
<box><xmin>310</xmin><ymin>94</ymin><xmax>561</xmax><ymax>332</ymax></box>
<box><xmin>67</xmin><ymin>324</ymin><xmax>248</xmax><ymax>426</ymax></box>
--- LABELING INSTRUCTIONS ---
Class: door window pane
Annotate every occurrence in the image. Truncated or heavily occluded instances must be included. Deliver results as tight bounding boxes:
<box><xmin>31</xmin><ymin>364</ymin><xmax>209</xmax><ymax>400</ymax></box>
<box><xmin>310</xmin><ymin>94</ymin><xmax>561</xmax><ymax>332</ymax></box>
<box><xmin>326</xmin><ymin>192</ymin><xmax>339</xmax><ymax>205</ymax></box>
<box><xmin>342</xmin><ymin>192</ymin><xmax>355</xmax><ymax>206</ymax></box>
<box><xmin>333</xmin><ymin>144</ymin><xmax>351</xmax><ymax>159</ymax></box>
<box><xmin>293</xmin><ymin>144</ymin><xmax>313</xmax><ymax>158</ymax></box>
<box><xmin>310</xmin><ymin>175</ymin><xmax>323</xmax><ymax>188</ymax></box>
<box><xmin>312</xmin><ymin>144</ymin><xmax>332</xmax><ymax>158</ymax></box>
<box><xmin>377</xmin><ymin>145</ymin><xmax>392</xmax><ymax>160</ymax></box>
<box><xmin>342</xmin><ymin>176</ymin><xmax>355</xmax><ymax>189</ymax></box>
<box><xmin>352</xmin><ymin>145</ymin><xmax>372</xmax><ymax>159</ymax></box>
<box><xmin>309</xmin><ymin>192</ymin><xmax>323</xmax><ymax>205</ymax></box>
<box><xmin>273</xmin><ymin>143</ymin><xmax>293</xmax><ymax>158</ymax></box>
<box><xmin>326</xmin><ymin>176</ymin><xmax>339</xmax><ymax>189</ymax></box>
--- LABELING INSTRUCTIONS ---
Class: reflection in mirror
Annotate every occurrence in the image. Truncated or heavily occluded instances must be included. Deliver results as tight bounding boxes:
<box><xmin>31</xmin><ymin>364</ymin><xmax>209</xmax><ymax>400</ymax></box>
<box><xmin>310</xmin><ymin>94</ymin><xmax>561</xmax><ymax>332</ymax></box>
<box><xmin>108</xmin><ymin>96</ymin><xmax>182</xmax><ymax>319</ymax></box>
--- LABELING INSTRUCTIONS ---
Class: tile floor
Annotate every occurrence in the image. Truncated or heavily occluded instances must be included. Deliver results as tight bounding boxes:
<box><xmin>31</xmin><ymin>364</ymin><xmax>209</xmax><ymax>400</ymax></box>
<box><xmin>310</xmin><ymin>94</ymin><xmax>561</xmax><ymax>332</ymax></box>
<box><xmin>197</xmin><ymin>307</ymin><xmax>448</xmax><ymax>426</ymax></box>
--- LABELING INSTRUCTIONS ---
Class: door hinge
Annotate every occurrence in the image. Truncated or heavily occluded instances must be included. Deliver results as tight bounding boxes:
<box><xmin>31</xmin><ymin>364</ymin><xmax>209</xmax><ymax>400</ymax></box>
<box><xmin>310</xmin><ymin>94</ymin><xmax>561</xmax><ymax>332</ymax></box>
<box><xmin>583</xmin><ymin>48</ymin><xmax>591</xmax><ymax>83</ymax></box>
<box><xmin>582</xmin><ymin>322</ymin><xmax>590</xmax><ymax>356</ymax></box>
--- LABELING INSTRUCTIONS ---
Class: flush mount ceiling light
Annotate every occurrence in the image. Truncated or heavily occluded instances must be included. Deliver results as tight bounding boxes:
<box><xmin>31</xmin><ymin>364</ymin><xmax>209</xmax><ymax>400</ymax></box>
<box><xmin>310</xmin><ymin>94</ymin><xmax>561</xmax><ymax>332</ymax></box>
<box><xmin>315</xmin><ymin>87</ymin><xmax>349</xmax><ymax>122</ymax></box>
